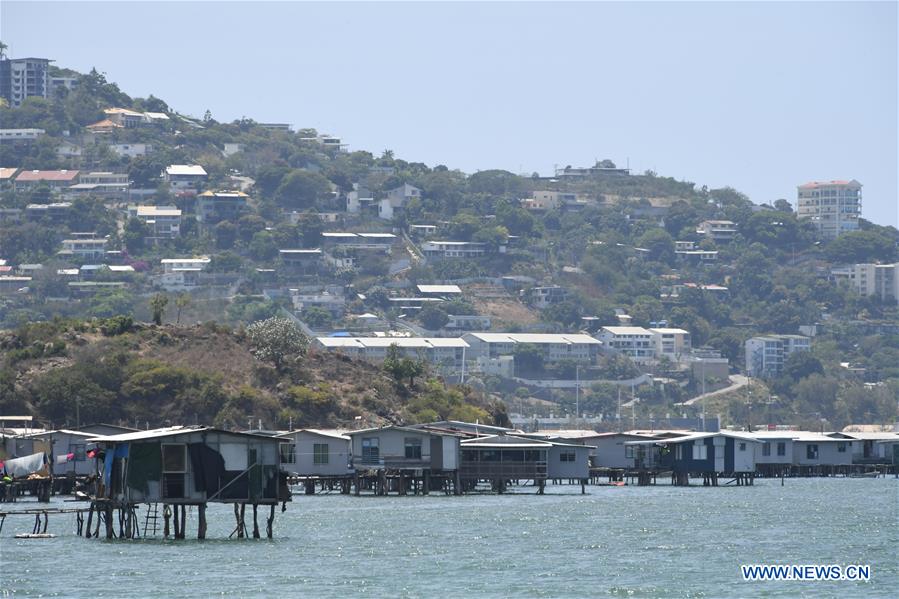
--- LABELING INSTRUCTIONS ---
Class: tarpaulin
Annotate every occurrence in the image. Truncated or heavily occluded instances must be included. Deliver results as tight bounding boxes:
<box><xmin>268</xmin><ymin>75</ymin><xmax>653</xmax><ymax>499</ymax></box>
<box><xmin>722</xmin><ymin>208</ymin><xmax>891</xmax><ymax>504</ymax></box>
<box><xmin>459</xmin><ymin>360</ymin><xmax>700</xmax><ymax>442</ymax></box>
<box><xmin>4</xmin><ymin>452</ymin><xmax>45</xmax><ymax>477</ymax></box>
<box><xmin>55</xmin><ymin>453</ymin><xmax>75</xmax><ymax>465</ymax></box>
<box><xmin>126</xmin><ymin>442</ymin><xmax>162</xmax><ymax>494</ymax></box>
<box><xmin>188</xmin><ymin>443</ymin><xmax>225</xmax><ymax>494</ymax></box>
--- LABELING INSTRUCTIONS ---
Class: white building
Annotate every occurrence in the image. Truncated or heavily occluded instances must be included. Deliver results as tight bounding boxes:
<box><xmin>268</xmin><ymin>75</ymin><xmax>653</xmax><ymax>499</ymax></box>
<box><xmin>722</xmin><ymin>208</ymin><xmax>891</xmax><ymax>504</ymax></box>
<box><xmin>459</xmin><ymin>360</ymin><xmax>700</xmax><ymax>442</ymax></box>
<box><xmin>796</xmin><ymin>180</ymin><xmax>861</xmax><ymax>240</ymax></box>
<box><xmin>831</xmin><ymin>263</ymin><xmax>899</xmax><ymax>305</ymax></box>
<box><xmin>525</xmin><ymin>286</ymin><xmax>568</xmax><ymax>308</ymax></box>
<box><xmin>109</xmin><ymin>143</ymin><xmax>152</xmax><ymax>158</ymax></box>
<box><xmin>195</xmin><ymin>190</ymin><xmax>248</xmax><ymax>223</ymax></box>
<box><xmin>163</xmin><ymin>164</ymin><xmax>208</xmax><ymax>192</ymax></box>
<box><xmin>348</xmin><ymin>426</ymin><xmax>460</xmax><ymax>471</ymax></box>
<box><xmin>1</xmin><ymin>57</ymin><xmax>51</xmax><ymax>107</ymax></box>
<box><xmin>597</xmin><ymin>326</ymin><xmax>655</xmax><ymax>362</ymax></box>
<box><xmin>462</xmin><ymin>332</ymin><xmax>601</xmax><ymax>365</ymax></box>
<box><xmin>745</xmin><ymin>334</ymin><xmax>811</xmax><ymax>378</ymax></box>
<box><xmin>378</xmin><ymin>183</ymin><xmax>421</xmax><ymax>220</ymax></box>
<box><xmin>649</xmin><ymin>328</ymin><xmax>692</xmax><ymax>360</ymax></box>
<box><xmin>421</xmin><ymin>241</ymin><xmax>487</xmax><ymax>259</ymax></box>
<box><xmin>128</xmin><ymin>205</ymin><xmax>182</xmax><ymax>239</ymax></box>
<box><xmin>696</xmin><ymin>220</ymin><xmax>737</xmax><ymax>243</ymax></box>
<box><xmin>159</xmin><ymin>256</ymin><xmax>211</xmax><ymax>287</ymax></box>
<box><xmin>59</xmin><ymin>237</ymin><xmax>108</xmax><ymax>260</ymax></box>
<box><xmin>315</xmin><ymin>337</ymin><xmax>469</xmax><ymax>373</ymax></box>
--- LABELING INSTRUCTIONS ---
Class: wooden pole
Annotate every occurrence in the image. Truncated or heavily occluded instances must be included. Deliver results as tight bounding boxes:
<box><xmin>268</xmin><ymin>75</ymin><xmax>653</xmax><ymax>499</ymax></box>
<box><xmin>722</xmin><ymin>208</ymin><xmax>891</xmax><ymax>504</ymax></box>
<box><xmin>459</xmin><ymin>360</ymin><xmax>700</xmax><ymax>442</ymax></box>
<box><xmin>105</xmin><ymin>505</ymin><xmax>113</xmax><ymax>539</ymax></box>
<box><xmin>164</xmin><ymin>505</ymin><xmax>171</xmax><ymax>538</ymax></box>
<box><xmin>252</xmin><ymin>503</ymin><xmax>260</xmax><ymax>539</ymax></box>
<box><xmin>266</xmin><ymin>504</ymin><xmax>275</xmax><ymax>539</ymax></box>
<box><xmin>180</xmin><ymin>505</ymin><xmax>187</xmax><ymax>539</ymax></box>
<box><xmin>239</xmin><ymin>503</ymin><xmax>247</xmax><ymax>538</ymax></box>
<box><xmin>85</xmin><ymin>503</ymin><xmax>94</xmax><ymax>538</ymax></box>
<box><xmin>173</xmin><ymin>504</ymin><xmax>180</xmax><ymax>539</ymax></box>
<box><xmin>198</xmin><ymin>504</ymin><xmax>207</xmax><ymax>540</ymax></box>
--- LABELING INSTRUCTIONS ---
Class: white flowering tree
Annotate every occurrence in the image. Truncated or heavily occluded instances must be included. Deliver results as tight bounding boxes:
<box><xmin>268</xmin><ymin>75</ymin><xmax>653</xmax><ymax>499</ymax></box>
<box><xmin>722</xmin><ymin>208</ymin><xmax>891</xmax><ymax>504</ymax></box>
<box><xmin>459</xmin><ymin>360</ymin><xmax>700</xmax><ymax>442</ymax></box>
<box><xmin>246</xmin><ymin>317</ymin><xmax>309</xmax><ymax>371</ymax></box>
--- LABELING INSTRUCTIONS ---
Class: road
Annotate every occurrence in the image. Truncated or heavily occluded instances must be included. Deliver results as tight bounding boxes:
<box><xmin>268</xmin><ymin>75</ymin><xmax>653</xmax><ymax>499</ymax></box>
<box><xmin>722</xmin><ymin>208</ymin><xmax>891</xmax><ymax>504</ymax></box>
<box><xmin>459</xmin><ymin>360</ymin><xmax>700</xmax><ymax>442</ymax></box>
<box><xmin>680</xmin><ymin>374</ymin><xmax>749</xmax><ymax>406</ymax></box>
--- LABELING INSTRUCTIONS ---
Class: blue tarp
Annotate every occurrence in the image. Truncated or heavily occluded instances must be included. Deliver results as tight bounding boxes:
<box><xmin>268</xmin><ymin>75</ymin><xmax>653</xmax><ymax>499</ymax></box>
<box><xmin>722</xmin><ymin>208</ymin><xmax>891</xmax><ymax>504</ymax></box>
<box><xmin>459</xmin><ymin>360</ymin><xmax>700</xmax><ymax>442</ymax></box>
<box><xmin>103</xmin><ymin>444</ymin><xmax>129</xmax><ymax>488</ymax></box>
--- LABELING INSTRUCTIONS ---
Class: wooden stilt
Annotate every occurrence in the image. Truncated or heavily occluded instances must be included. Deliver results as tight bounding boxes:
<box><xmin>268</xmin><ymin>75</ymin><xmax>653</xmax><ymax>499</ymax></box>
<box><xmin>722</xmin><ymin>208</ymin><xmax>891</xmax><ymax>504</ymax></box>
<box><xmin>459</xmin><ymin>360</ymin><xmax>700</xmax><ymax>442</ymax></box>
<box><xmin>198</xmin><ymin>504</ymin><xmax>207</xmax><ymax>540</ymax></box>
<box><xmin>252</xmin><ymin>503</ymin><xmax>260</xmax><ymax>538</ymax></box>
<box><xmin>266</xmin><ymin>504</ymin><xmax>275</xmax><ymax>539</ymax></box>
<box><xmin>173</xmin><ymin>504</ymin><xmax>180</xmax><ymax>539</ymax></box>
<box><xmin>85</xmin><ymin>503</ymin><xmax>94</xmax><ymax>538</ymax></box>
<box><xmin>105</xmin><ymin>505</ymin><xmax>114</xmax><ymax>539</ymax></box>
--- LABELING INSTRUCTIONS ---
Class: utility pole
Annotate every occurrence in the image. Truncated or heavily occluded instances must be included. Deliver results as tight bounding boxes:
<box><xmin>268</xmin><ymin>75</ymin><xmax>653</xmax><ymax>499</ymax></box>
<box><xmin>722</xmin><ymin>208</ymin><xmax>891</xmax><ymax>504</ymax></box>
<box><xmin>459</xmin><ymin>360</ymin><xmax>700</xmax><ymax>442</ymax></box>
<box><xmin>575</xmin><ymin>364</ymin><xmax>580</xmax><ymax>425</ymax></box>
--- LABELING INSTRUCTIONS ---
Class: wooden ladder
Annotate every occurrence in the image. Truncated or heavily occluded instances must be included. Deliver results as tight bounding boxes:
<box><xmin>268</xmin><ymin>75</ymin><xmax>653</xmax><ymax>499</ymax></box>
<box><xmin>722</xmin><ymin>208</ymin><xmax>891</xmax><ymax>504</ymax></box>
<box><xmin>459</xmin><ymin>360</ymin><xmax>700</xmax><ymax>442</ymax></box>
<box><xmin>143</xmin><ymin>503</ymin><xmax>160</xmax><ymax>536</ymax></box>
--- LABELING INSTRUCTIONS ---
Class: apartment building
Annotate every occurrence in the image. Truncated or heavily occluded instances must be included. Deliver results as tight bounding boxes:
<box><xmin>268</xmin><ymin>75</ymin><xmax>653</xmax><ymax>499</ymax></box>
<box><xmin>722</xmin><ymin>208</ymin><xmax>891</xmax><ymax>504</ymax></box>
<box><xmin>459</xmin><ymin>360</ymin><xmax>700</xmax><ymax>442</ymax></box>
<box><xmin>195</xmin><ymin>190</ymin><xmax>248</xmax><ymax>223</ymax></box>
<box><xmin>14</xmin><ymin>169</ymin><xmax>79</xmax><ymax>192</ymax></box>
<box><xmin>649</xmin><ymin>328</ymin><xmax>692</xmax><ymax>360</ymax></box>
<box><xmin>831</xmin><ymin>263</ymin><xmax>899</xmax><ymax>305</ymax></box>
<box><xmin>128</xmin><ymin>206</ymin><xmax>182</xmax><ymax>239</ymax></box>
<box><xmin>696</xmin><ymin>220</ymin><xmax>737</xmax><ymax>243</ymax></box>
<box><xmin>0</xmin><ymin>57</ymin><xmax>51</xmax><ymax>107</ymax></box>
<box><xmin>745</xmin><ymin>334</ymin><xmax>811</xmax><ymax>378</ymax></box>
<box><xmin>796</xmin><ymin>180</ymin><xmax>861</xmax><ymax>240</ymax></box>
<box><xmin>421</xmin><ymin>241</ymin><xmax>487</xmax><ymax>259</ymax></box>
<box><xmin>59</xmin><ymin>237</ymin><xmax>108</xmax><ymax>260</ymax></box>
<box><xmin>163</xmin><ymin>164</ymin><xmax>208</xmax><ymax>192</ymax></box>
<box><xmin>462</xmin><ymin>333</ymin><xmax>601</xmax><ymax>364</ymax></box>
<box><xmin>315</xmin><ymin>337</ymin><xmax>469</xmax><ymax>373</ymax></box>
<box><xmin>597</xmin><ymin>326</ymin><xmax>655</xmax><ymax>362</ymax></box>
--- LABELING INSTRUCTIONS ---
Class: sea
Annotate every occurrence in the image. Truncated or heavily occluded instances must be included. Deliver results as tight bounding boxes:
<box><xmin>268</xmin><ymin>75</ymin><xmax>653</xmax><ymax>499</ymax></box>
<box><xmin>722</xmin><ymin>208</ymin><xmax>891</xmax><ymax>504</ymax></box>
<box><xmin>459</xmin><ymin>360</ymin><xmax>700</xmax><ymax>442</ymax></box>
<box><xmin>1</xmin><ymin>477</ymin><xmax>896</xmax><ymax>598</ymax></box>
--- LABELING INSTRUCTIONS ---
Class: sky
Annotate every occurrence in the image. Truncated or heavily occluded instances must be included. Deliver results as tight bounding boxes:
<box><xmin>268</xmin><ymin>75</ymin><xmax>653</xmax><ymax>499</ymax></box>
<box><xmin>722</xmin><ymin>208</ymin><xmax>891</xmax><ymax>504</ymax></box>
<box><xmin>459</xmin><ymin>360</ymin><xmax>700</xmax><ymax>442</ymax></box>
<box><xmin>2</xmin><ymin>1</ymin><xmax>897</xmax><ymax>226</ymax></box>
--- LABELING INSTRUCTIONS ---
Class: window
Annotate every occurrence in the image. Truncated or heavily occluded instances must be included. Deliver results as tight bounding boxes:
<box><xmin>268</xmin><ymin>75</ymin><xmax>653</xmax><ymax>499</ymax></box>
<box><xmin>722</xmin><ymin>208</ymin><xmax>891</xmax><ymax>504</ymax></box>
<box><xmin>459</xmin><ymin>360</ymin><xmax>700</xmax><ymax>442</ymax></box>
<box><xmin>777</xmin><ymin>442</ymin><xmax>786</xmax><ymax>456</ymax></box>
<box><xmin>625</xmin><ymin>445</ymin><xmax>635</xmax><ymax>459</ymax></box>
<box><xmin>806</xmin><ymin>444</ymin><xmax>819</xmax><ymax>460</ymax></box>
<box><xmin>361</xmin><ymin>437</ymin><xmax>379</xmax><ymax>463</ymax></box>
<box><xmin>404</xmin><ymin>437</ymin><xmax>422</xmax><ymax>460</ymax></box>
<box><xmin>71</xmin><ymin>444</ymin><xmax>87</xmax><ymax>461</ymax></box>
<box><xmin>280</xmin><ymin>443</ymin><xmax>296</xmax><ymax>464</ymax></box>
<box><xmin>739</xmin><ymin>442</ymin><xmax>747</xmax><ymax>452</ymax></box>
<box><xmin>560</xmin><ymin>451</ymin><xmax>576</xmax><ymax>462</ymax></box>
<box><xmin>762</xmin><ymin>443</ymin><xmax>771</xmax><ymax>457</ymax></box>
<box><xmin>162</xmin><ymin>443</ymin><xmax>187</xmax><ymax>499</ymax></box>
<box><xmin>837</xmin><ymin>442</ymin><xmax>846</xmax><ymax>453</ymax></box>
<box><xmin>313</xmin><ymin>443</ymin><xmax>329</xmax><ymax>465</ymax></box>
<box><xmin>692</xmin><ymin>443</ymin><xmax>708</xmax><ymax>460</ymax></box>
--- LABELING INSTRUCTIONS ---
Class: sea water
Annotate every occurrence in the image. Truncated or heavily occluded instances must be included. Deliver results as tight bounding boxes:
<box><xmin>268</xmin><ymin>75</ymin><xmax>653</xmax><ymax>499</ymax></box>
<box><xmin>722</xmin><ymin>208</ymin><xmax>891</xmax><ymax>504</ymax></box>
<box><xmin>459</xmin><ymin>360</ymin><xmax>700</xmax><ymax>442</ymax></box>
<box><xmin>1</xmin><ymin>477</ymin><xmax>896</xmax><ymax>597</ymax></box>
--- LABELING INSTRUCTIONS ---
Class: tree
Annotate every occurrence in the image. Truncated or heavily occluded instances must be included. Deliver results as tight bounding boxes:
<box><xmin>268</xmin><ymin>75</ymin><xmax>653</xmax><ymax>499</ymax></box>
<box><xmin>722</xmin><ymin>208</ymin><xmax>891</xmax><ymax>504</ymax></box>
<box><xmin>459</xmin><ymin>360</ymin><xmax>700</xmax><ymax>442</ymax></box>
<box><xmin>123</xmin><ymin>217</ymin><xmax>149</xmax><ymax>254</ymax></box>
<box><xmin>514</xmin><ymin>344</ymin><xmax>544</xmax><ymax>376</ymax></box>
<box><xmin>150</xmin><ymin>293</ymin><xmax>169</xmax><ymax>325</ymax></box>
<box><xmin>637</xmin><ymin>228</ymin><xmax>676</xmax><ymax>264</ymax></box>
<box><xmin>419</xmin><ymin>304</ymin><xmax>449</xmax><ymax>330</ymax></box>
<box><xmin>783</xmin><ymin>351</ymin><xmax>824</xmax><ymax>383</ymax></box>
<box><xmin>383</xmin><ymin>344</ymin><xmax>425</xmax><ymax>388</ymax></box>
<box><xmin>275</xmin><ymin>170</ymin><xmax>332</xmax><ymax>209</ymax></box>
<box><xmin>825</xmin><ymin>230</ymin><xmax>898</xmax><ymax>263</ymax></box>
<box><xmin>175</xmin><ymin>293</ymin><xmax>191</xmax><ymax>325</ymax></box>
<box><xmin>774</xmin><ymin>199</ymin><xmax>793</xmax><ymax>213</ymax></box>
<box><xmin>246</xmin><ymin>316</ymin><xmax>309</xmax><ymax>371</ymax></box>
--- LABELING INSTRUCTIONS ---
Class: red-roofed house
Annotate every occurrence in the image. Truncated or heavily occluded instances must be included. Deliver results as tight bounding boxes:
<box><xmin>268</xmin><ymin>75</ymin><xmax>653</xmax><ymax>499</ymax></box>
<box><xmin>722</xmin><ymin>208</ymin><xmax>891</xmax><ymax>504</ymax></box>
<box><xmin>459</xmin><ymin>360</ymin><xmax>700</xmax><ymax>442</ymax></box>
<box><xmin>14</xmin><ymin>169</ymin><xmax>80</xmax><ymax>191</ymax></box>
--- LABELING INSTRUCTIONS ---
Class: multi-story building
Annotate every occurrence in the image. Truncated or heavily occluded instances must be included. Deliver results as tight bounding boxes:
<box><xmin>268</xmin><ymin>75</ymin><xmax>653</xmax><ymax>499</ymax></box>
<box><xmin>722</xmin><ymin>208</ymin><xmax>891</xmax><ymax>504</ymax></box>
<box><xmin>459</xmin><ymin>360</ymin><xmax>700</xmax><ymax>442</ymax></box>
<box><xmin>745</xmin><ymin>334</ymin><xmax>811</xmax><ymax>378</ymax></box>
<box><xmin>649</xmin><ymin>328</ymin><xmax>692</xmax><ymax>360</ymax></box>
<box><xmin>525</xmin><ymin>285</ymin><xmax>569</xmax><ymax>308</ymax></box>
<box><xmin>597</xmin><ymin>327</ymin><xmax>655</xmax><ymax>362</ymax></box>
<box><xmin>421</xmin><ymin>241</ymin><xmax>487</xmax><ymax>259</ymax></box>
<box><xmin>521</xmin><ymin>191</ymin><xmax>591</xmax><ymax>211</ymax></box>
<box><xmin>462</xmin><ymin>333</ymin><xmax>601</xmax><ymax>365</ymax></box>
<box><xmin>378</xmin><ymin>183</ymin><xmax>421</xmax><ymax>220</ymax></box>
<box><xmin>0</xmin><ymin>57</ymin><xmax>51</xmax><ymax>107</ymax></box>
<box><xmin>59</xmin><ymin>237</ymin><xmax>108</xmax><ymax>260</ymax></box>
<box><xmin>163</xmin><ymin>164</ymin><xmax>208</xmax><ymax>193</ymax></box>
<box><xmin>195</xmin><ymin>190</ymin><xmax>247</xmax><ymax>223</ymax></box>
<box><xmin>796</xmin><ymin>180</ymin><xmax>861</xmax><ymax>240</ymax></box>
<box><xmin>25</xmin><ymin>202</ymin><xmax>72</xmax><ymax>222</ymax></box>
<box><xmin>108</xmin><ymin>143</ymin><xmax>152</xmax><ymax>158</ymax></box>
<box><xmin>0</xmin><ymin>128</ymin><xmax>46</xmax><ymax>143</ymax></box>
<box><xmin>696</xmin><ymin>220</ymin><xmax>737</xmax><ymax>243</ymax></box>
<box><xmin>158</xmin><ymin>256</ymin><xmax>211</xmax><ymax>287</ymax></box>
<box><xmin>314</xmin><ymin>337</ymin><xmax>469</xmax><ymax>374</ymax></box>
<box><xmin>103</xmin><ymin>108</ymin><xmax>145</xmax><ymax>128</ymax></box>
<box><xmin>128</xmin><ymin>206</ymin><xmax>182</xmax><ymax>240</ymax></box>
<box><xmin>831</xmin><ymin>263</ymin><xmax>899</xmax><ymax>305</ymax></box>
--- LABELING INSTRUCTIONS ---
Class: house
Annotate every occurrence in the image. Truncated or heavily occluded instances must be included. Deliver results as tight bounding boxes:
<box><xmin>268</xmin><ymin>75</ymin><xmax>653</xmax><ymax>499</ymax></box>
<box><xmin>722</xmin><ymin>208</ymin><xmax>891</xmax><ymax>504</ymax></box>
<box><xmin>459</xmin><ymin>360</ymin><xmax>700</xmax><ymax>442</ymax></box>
<box><xmin>26</xmin><ymin>202</ymin><xmax>72</xmax><ymax>221</ymax></box>
<box><xmin>163</xmin><ymin>164</ymin><xmax>208</xmax><ymax>192</ymax></box>
<box><xmin>0</xmin><ymin>167</ymin><xmax>19</xmax><ymax>185</ymax></box>
<box><xmin>321</xmin><ymin>232</ymin><xmax>396</xmax><ymax>252</ymax></box>
<box><xmin>14</xmin><ymin>169</ymin><xmax>80</xmax><ymax>191</ymax></box>
<box><xmin>525</xmin><ymin>285</ymin><xmax>568</xmax><ymax>308</ymax></box>
<box><xmin>745</xmin><ymin>334</ymin><xmax>810</xmax><ymax>378</ymax></box>
<box><xmin>291</xmin><ymin>289</ymin><xmax>346</xmax><ymax>317</ymax></box>
<box><xmin>86</xmin><ymin>119</ymin><xmax>124</xmax><ymax>134</ymax></box>
<box><xmin>59</xmin><ymin>237</ymin><xmax>108</xmax><ymax>260</ymax></box>
<box><xmin>159</xmin><ymin>256</ymin><xmax>211</xmax><ymax>287</ymax></box>
<box><xmin>589</xmin><ymin>432</ymin><xmax>663</xmax><ymax>469</ymax></box>
<box><xmin>346</xmin><ymin>184</ymin><xmax>375</xmax><ymax>214</ymax></box>
<box><xmin>378</xmin><ymin>183</ymin><xmax>421</xmax><ymax>220</ymax></box>
<box><xmin>445</xmin><ymin>314</ymin><xmax>492</xmax><ymax>330</ymax></box>
<box><xmin>128</xmin><ymin>205</ymin><xmax>182</xmax><ymax>239</ymax></box>
<box><xmin>195</xmin><ymin>190</ymin><xmax>248</xmax><ymax>223</ymax></box>
<box><xmin>0</xmin><ymin>128</ymin><xmax>45</xmax><ymax>142</ymax></box>
<box><xmin>55</xmin><ymin>140</ymin><xmax>83</xmax><ymax>158</ymax></box>
<box><xmin>25</xmin><ymin>429</ymin><xmax>97</xmax><ymax>476</ymax></box>
<box><xmin>279</xmin><ymin>249</ymin><xmax>322</xmax><ymax>269</ymax></box>
<box><xmin>409</xmin><ymin>224</ymin><xmax>437</xmax><ymax>238</ymax></box>
<box><xmin>421</xmin><ymin>241</ymin><xmax>487</xmax><ymax>259</ymax></box>
<box><xmin>277</xmin><ymin>429</ymin><xmax>352</xmax><ymax>477</ymax></box>
<box><xmin>67</xmin><ymin>172</ymin><xmax>130</xmax><ymax>198</ymax></box>
<box><xmin>521</xmin><ymin>190</ymin><xmax>591</xmax><ymax>211</ymax></box>
<box><xmin>697</xmin><ymin>220</ymin><xmax>737</xmax><ymax>243</ymax></box>
<box><xmin>458</xmin><ymin>434</ymin><xmax>551</xmax><ymax>485</ymax></box>
<box><xmin>0</xmin><ymin>276</ymin><xmax>31</xmax><ymax>293</ymax></box>
<box><xmin>597</xmin><ymin>326</ymin><xmax>655</xmax><ymax>362</ymax></box>
<box><xmin>826</xmin><ymin>431</ymin><xmax>899</xmax><ymax>464</ymax></box>
<box><xmin>347</xmin><ymin>426</ymin><xmax>460</xmax><ymax>472</ymax></box>
<box><xmin>417</xmin><ymin>284</ymin><xmax>462</xmax><ymax>298</ymax></box>
<box><xmin>675</xmin><ymin>249</ymin><xmax>718</xmax><ymax>264</ymax></box>
<box><xmin>88</xmin><ymin>426</ymin><xmax>290</xmax><ymax>517</ymax></box>
<box><xmin>103</xmin><ymin>107</ymin><xmax>145</xmax><ymax>128</ymax></box>
<box><xmin>109</xmin><ymin>143</ymin><xmax>153</xmax><ymax>158</ymax></box>
<box><xmin>462</xmin><ymin>332</ymin><xmax>602</xmax><ymax>365</ymax></box>
<box><xmin>649</xmin><ymin>328</ymin><xmax>691</xmax><ymax>360</ymax></box>
<box><xmin>626</xmin><ymin>431</ymin><xmax>760</xmax><ymax>482</ymax></box>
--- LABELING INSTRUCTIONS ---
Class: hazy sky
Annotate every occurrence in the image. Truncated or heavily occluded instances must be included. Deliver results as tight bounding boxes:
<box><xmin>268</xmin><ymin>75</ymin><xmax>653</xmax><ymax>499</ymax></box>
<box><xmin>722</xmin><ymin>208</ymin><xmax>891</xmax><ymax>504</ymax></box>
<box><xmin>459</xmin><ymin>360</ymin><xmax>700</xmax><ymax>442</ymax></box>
<box><xmin>3</xmin><ymin>1</ymin><xmax>897</xmax><ymax>226</ymax></box>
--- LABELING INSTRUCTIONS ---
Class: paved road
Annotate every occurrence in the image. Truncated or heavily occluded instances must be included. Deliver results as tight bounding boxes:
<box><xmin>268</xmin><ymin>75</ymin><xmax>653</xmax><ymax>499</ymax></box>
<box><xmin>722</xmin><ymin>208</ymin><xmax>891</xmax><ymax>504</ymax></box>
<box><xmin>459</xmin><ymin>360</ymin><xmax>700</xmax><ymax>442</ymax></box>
<box><xmin>680</xmin><ymin>374</ymin><xmax>749</xmax><ymax>406</ymax></box>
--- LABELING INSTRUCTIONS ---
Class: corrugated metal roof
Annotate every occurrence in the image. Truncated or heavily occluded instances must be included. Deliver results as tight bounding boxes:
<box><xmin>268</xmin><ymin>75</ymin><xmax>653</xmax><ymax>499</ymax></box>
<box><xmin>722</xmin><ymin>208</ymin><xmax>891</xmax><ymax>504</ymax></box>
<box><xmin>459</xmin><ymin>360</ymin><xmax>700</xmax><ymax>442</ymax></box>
<box><xmin>166</xmin><ymin>165</ymin><xmax>207</xmax><ymax>176</ymax></box>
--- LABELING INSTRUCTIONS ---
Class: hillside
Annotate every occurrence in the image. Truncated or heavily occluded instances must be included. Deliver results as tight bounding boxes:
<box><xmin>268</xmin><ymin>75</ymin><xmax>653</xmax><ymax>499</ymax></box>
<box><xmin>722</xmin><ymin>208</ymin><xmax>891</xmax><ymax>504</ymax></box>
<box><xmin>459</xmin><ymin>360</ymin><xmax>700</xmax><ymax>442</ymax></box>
<box><xmin>0</xmin><ymin>318</ymin><xmax>506</xmax><ymax>430</ymax></box>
